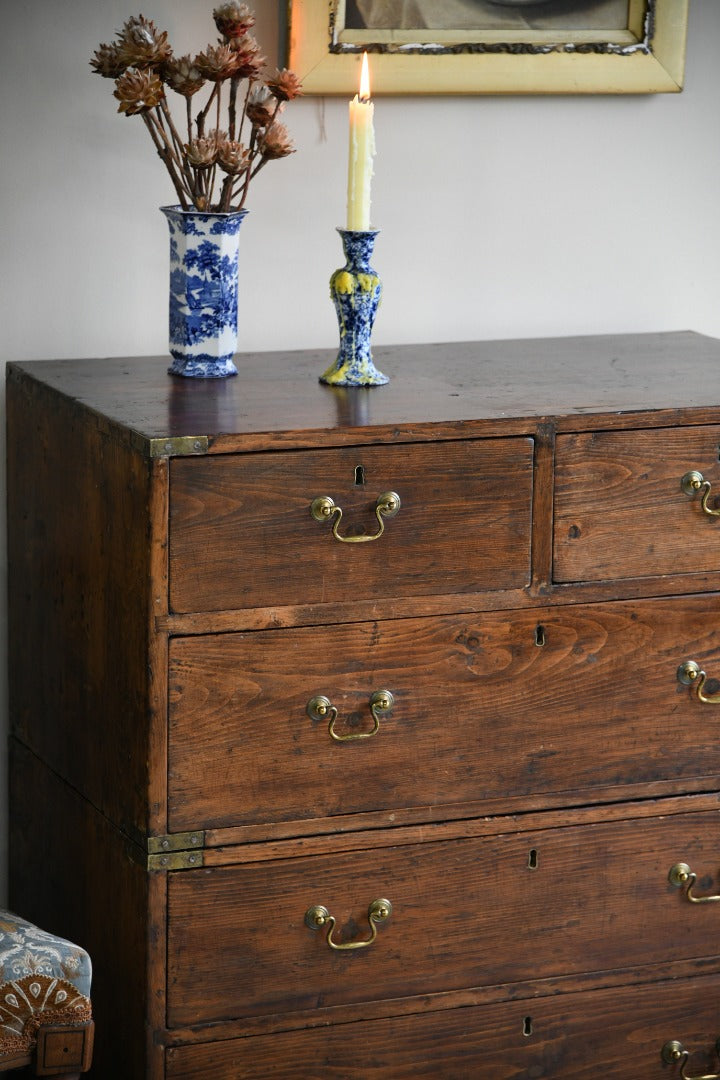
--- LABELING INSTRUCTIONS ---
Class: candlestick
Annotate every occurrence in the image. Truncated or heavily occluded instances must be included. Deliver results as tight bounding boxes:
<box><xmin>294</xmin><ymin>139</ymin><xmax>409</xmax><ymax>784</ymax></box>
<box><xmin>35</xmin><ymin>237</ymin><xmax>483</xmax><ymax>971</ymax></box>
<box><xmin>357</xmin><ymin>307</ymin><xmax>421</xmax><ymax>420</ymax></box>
<box><xmin>321</xmin><ymin>228</ymin><xmax>388</xmax><ymax>387</ymax></box>
<box><xmin>347</xmin><ymin>53</ymin><xmax>375</xmax><ymax>232</ymax></box>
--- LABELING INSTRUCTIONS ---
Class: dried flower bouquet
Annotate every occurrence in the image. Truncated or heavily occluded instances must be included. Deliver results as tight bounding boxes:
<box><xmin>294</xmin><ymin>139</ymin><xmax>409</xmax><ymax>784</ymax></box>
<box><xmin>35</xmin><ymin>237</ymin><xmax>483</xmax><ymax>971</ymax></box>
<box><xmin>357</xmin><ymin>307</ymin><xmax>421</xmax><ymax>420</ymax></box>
<box><xmin>91</xmin><ymin>3</ymin><xmax>302</xmax><ymax>213</ymax></box>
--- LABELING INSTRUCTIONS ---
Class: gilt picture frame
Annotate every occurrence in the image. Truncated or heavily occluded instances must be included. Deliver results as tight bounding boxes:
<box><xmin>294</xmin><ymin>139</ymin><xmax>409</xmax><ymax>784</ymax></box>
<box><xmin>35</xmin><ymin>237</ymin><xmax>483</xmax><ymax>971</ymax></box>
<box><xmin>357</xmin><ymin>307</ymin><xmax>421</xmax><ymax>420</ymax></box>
<box><xmin>286</xmin><ymin>0</ymin><xmax>689</xmax><ymax>95</ymax></box>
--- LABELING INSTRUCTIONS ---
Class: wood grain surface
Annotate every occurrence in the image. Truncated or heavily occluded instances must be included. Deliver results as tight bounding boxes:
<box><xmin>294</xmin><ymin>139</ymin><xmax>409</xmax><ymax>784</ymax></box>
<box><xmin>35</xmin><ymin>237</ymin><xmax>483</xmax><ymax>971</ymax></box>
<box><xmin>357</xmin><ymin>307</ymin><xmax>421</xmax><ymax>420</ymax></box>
<box><xmin>554</xmin><ymin>425</ymin><xmax>720</xmax><ymax>582</ymax></box>
<box><xmin>168</xmin><ymin>595</ymin><xmax>720</xmax><ymax>832</ymax></box>
<box><xmin>10</xmin><ymin>332</ymin><xmax>720</xmax><ymax>454</ymax></box>
<box><xmin>165</xmin><ymin>970</ymin><xmax>720</xmax><ymax>1079</ymax></box>
<box><xmin>166</xmin><ymin>808</ymin><xmax>720</xmax><ymax>1027</ymax></box>
<box><xmin>10</xmin><ymin>335</ymin><xmax>720</xmax><ymax>1078</ymax></box>
<box><xmin>168</xmin><ymin>438</ymin><xmax>533</xmax><ymax>612</ymax></box>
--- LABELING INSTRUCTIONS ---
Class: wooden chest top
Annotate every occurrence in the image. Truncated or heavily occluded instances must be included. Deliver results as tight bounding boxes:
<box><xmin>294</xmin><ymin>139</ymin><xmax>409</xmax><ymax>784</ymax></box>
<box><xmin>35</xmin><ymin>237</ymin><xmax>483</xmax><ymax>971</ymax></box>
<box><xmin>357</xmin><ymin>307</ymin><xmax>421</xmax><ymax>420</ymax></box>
<box><xmin>10</xmin><ymin>331</ymin><xmax>720</xmax><ymax>454</ymax></box>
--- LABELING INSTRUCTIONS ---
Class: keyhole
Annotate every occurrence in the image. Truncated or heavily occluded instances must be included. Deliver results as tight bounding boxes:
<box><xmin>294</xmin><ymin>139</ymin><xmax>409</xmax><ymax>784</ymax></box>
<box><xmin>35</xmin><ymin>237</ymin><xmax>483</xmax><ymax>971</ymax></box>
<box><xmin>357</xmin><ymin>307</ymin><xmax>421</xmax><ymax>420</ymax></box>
<box><xmin>528</xmin><ymin>848</ymin><xmax>538</xmax><ymax>870</ymax></box>
<box><xmin>355</xmin><ymin>465</ymin><xmax>365</xmax><ymax>485</ymax></box>
<box><xmin>523</xmin><ymin>1016</ymin><xmax>533</xmax><ymax>1037</ymax></box>
<box><xmin>535</xmin><ymin>625</ymin><xmax>546</xmax><ymax>647</ymax></box>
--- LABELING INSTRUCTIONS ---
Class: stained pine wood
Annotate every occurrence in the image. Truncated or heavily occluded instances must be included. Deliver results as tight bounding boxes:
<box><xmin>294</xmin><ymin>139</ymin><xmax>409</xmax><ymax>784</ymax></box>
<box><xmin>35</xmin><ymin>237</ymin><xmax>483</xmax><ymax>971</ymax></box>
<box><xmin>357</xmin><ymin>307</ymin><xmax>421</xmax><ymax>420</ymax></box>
<box><xmin>10</xmin><ymin>334</ymin><xmax>720</xmax><ymax>1078</ymax></box>
<box><xmin>6</xmin><ymin>368</ymin><xmax>169</xmax><ymax>840</ymax></box>
<box><xmin>168</xmin><ymin>595</ymin><xmax>720</xmax><ymax>832</ymax></box>
<box><xmin>166</xmin><ymin>971</ymin><xmax>720</xmax><ymax>1079</ymax></box>
<box><xmin>554</xmin><ymin>425</ymin><xmax>720</xmax><ymax>582</ymax></box>
<box><xmin>168</xmin><ymin>438</ymin><xmax>533</xmax><ymax>612</ymax></box>
<box><xmin>6</xmin><ymin>332</ymin><xmax>720</xmax><ymax>455</ymax></box>
<box><xmin>198</xmin><ymin>791</ymin><xmax>720</xmax><ymax>868</ymax></box>
<box><xmin>166</xmin><ymin>808</ymin><xmax>720</xmax><ymax>1026</ymax></box>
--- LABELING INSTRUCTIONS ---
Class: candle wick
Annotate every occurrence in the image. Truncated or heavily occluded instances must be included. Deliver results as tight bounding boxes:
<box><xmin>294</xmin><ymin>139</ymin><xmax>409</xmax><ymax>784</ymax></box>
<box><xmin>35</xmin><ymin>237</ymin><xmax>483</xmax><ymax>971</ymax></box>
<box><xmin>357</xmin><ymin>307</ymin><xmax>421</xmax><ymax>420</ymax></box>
<box><xmin>359</xmin><ymin>94</ymin><xmax>370</xmax><ymax>104</ymax></box>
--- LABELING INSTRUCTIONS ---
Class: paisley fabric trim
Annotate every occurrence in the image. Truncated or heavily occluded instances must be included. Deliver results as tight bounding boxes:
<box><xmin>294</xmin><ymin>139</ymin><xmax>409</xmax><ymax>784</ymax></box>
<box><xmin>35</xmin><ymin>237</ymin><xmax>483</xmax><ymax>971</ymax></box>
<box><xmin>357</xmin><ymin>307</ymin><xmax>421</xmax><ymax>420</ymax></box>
<box><xmin>0</xmin><ymin>973</ymin><xmax>92</xmax><ymax>1058</ymax></box>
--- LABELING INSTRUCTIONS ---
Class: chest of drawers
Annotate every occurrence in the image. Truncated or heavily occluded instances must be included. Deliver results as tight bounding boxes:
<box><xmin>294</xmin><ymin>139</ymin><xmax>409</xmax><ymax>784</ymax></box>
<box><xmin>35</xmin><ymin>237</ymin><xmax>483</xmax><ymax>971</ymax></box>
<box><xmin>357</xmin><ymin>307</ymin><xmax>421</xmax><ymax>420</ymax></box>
<box><xmin>8</xmin><ymin>331</ymin><xmax>720</xmax><ymax>1078</ymax></box>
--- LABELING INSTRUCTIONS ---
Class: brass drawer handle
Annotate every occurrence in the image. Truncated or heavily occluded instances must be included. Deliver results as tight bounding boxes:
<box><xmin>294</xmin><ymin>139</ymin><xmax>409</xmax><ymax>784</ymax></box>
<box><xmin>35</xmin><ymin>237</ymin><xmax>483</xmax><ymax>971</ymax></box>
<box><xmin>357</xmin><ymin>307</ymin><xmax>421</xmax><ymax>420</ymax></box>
<box><xmin>307</xmin><ymin>691</ymin><xmax>393</xmax><ymax>742</ymax></box>
<box><xmin>681</xmin><ymin>471</ymin><xmax>720</xmax><ymax>517</ymax></box>
<box><xmin>677</xmin><ymin>661</ymin><xmax>720</xmax><ymax>704</ymax></box>
<box><xmin>662</xmin><ymin>1038</ymin><xmax>720</xmax><ymax>1078</ymax></box>
<box><xmin>310</xmin><ymin>491</ymin><xmax>401</xmax><ymax>543</ymax></box>
<box><xmin>305</xmin><ymin>898</ymin><xmax>392</xmax><ymax>951</ymax></box>
<box><xmin>669</xmin><ymin>862</ymin><xmax>720</xmax><ymax>904</ymax></box>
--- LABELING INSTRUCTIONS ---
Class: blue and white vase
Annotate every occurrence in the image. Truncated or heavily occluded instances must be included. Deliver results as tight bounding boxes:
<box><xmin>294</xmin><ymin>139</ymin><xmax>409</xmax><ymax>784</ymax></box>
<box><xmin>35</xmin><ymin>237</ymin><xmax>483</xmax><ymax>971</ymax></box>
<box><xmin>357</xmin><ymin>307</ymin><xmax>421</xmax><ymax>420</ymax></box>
<box><xmin>321</xmin><ymin>228</ymin><xmax>388</xmax><ymax>387</ymax></box>
<box><xmin>162</xmin><ymin>205</ymin><xmax>248</xmax><ymax>378</ymax></box>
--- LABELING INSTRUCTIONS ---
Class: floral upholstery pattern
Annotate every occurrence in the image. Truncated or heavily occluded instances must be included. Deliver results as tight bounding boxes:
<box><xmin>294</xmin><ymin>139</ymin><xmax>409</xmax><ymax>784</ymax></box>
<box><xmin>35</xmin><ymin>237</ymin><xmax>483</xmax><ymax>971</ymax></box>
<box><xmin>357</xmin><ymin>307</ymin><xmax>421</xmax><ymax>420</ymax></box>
<box><xmin>0</xmin><ymin>910</ymin><xmax>92</xmax><ymax>1064</ymax></box>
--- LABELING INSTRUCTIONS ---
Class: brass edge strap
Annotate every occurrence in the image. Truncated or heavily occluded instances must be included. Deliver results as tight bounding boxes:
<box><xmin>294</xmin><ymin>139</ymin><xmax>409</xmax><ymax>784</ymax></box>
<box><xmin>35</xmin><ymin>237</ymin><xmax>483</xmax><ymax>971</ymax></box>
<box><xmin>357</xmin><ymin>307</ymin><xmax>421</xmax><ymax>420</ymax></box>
<box><xmin>147</xmin><ymin>850</ymin><xmax>204</xmax><ymax>871</ymax></box>
<box><xmin>147</xmin><ymin>830</ymin><xmax>205</xmax><ymax>854</ymax></box>
<box><xmin>144</xmin><ymin>831</ymin><xmax>206</xmax><ymax>871</ymax></box>
<box><xmin>147</xmin><ymin>435</ymin><xmax>209</xmax><ymax>458</ymax></box>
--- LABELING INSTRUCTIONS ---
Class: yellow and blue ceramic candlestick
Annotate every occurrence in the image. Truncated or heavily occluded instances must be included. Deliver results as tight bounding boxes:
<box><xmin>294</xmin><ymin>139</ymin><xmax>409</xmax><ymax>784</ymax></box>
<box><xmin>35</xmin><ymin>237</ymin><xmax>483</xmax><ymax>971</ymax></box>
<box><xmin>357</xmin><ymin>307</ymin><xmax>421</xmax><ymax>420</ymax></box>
<box><xmin>321</xmin><ymin>228</ymin><xmax>388</xmax><ymax>386</ymax></box>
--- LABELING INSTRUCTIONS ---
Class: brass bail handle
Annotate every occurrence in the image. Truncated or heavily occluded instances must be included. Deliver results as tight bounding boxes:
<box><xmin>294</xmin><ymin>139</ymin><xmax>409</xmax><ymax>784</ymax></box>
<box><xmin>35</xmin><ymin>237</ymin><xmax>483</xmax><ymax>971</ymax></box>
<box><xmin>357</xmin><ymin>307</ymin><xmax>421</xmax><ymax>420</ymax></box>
<box><xmin>668</xmin><ymin>862</ymin><xmax>720</xmax><ymax>904</ymax></box>
<box><xmin>310</xmin><ymin>491</ymin><xmax>401</xmax><ymax>543</ymax></box>
<box><xmin>677</xmin><ymin>660</ymin><xmax>720</xmax><ymax>705</ymax></box>
<box><xmin>305</xmin><ymin>898</ymin><xmax>392</xmax><ymax>951</ymax></box>
<box><xmin>307</xmin><ymin>691</ymin><xmax>394</xmax><ymax>742</ymax></box>
<box><xmin>662</xmin><ymin>1038</ymin><xmax>720</xmax><ymax>1079</ymax></box>
<box><xmin>681</xmin><ymin>471</ymin><xmax>720</xmax><ymax>517</ymax></box>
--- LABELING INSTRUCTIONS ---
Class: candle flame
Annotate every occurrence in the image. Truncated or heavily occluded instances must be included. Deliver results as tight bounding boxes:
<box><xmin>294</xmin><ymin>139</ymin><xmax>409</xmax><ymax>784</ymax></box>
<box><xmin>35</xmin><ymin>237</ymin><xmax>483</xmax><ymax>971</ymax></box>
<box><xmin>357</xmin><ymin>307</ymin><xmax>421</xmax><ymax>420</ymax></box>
<box><xmin>359</xmin><ymin>51</ymin><xmax>370</xmax><ymax>101</ymax></box>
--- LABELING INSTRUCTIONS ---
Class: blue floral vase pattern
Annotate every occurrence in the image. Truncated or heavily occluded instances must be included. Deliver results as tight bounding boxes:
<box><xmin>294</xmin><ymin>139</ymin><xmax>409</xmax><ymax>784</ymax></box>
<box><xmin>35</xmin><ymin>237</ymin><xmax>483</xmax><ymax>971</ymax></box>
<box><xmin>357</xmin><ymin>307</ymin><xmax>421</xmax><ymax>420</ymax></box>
<box><xmin>162</xmin><ymin>205</ymin><xmax>248</xmax><ymax>378</ymax></box>
<box><xmin>321</xmin><ymin>229</ymin><xmax>388</xmax><ymax>386</ymax></box>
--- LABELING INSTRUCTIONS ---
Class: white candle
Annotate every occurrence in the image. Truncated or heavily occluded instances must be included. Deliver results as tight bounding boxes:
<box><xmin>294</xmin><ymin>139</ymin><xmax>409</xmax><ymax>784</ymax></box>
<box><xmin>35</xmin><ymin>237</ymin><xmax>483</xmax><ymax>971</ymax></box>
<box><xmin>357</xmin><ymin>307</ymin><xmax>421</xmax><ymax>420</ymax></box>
<box><xmin>347</xmin><ymin>52</ymin><xmax>375</xmax><ymax>232</ymax></box>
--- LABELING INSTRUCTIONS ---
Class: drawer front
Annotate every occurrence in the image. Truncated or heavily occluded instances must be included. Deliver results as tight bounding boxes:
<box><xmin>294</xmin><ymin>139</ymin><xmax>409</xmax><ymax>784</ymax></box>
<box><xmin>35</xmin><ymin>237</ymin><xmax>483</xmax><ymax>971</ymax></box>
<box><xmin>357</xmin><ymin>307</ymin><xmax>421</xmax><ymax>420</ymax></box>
<box><xmin>168</xmin><ymin>438</ymin><xmax>533</xmax><ymax>613</ymax></box>
<box><xmin>167</xmin><ymin>809</ymin><xmax>720</xmax><ymax>1026</ymax></box>
<box><xmin>554</xmin><ymin>425</ymin><xmax>720</xmax><ymax>583</ymax></box>
<box><xmin>169</xmin><ymin>596</ymin><xmax>720</xmax><ymax>831</ymax></box>
<box><xmin>166</xmin><ymin>971</ymin><xmax>720</xmax><ymax>1079</ymax></box>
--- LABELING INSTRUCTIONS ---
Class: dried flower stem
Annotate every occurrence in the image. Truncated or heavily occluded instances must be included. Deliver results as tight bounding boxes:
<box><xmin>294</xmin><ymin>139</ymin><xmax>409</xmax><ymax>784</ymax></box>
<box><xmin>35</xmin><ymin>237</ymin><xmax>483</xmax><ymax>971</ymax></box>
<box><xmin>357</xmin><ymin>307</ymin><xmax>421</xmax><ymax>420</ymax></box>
<box><xmin>228</xmin><ymin>76</ymin><xmax>240</xmax><ymax>141</ymax></box>
<box><xmin>152</xmin><ymin>108</ymin><xmax>191</xmax><ymax>194</ymax></box>
<box><xmin>141</xmin><ymin>111</ymin><xmax>189</xmax><ymax>208</ymax></box>
<box><xmin>159</xmin><ymin>98</ymin><xmax>186</xmax><ymax>163</ymax></box>
<box><xmin>195</xmin><ymin>82</ymin><xmax>220</xmax><ymax>139</ymax></box>
<box><xmin>219</xmin><ymin>174</ymin><xmax>235</xmax><ymax>212</ymax></box>
<box><xmin>237</xmin><ymin>79</ymin><xmax>253</xmax><ymax>145</ymax></box>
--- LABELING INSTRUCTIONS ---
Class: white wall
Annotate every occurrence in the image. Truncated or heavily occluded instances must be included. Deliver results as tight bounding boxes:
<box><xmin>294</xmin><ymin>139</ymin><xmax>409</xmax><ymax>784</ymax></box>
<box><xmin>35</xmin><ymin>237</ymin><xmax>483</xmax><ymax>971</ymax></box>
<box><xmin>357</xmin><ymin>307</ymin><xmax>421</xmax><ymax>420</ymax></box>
<box><xmin>1</xmin><ymin>1</ymin><xmax>719</xmax><ymax>902</ymax></box>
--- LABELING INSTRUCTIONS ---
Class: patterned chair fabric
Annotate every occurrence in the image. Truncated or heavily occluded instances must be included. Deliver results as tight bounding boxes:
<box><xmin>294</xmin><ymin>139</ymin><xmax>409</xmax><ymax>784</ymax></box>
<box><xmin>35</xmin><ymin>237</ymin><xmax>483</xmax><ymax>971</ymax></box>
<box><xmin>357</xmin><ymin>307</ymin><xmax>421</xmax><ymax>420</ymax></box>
<box><xmin>0</xmin><ymin>910</ymin><xmax>92</xmax><ymax>1073</ymax></box>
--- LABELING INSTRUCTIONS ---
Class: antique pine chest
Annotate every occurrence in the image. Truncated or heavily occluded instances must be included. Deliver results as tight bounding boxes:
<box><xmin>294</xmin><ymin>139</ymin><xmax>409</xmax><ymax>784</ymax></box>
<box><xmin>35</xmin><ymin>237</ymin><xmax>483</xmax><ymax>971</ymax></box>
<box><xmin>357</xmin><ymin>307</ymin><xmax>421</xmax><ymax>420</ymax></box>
<box><xmin>8</xmin><ymin>331</ymin><xmax>720</xmax><ymax>1078</ymax></box>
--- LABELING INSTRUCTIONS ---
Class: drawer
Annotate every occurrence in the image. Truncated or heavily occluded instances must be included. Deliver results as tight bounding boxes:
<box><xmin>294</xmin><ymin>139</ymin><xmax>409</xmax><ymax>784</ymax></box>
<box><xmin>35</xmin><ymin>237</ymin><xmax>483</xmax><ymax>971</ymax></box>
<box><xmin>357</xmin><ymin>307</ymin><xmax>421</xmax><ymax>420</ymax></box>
<box><xmin>169</xmin><ymin>596</ymin><xmax>720</xmax><ymax>832</ymax></box>
<box><xmin>168</xmin><ymin>438</ymin><xmax>533</xmax><ymax>613</ymax></box>
<box><xmin>166</xmin><ymin>971</ymin><xmax>720</xmax><ymax>1079</ymax></box>
<box><xmin>167</xmin><ymin>808</ymin><xmax>720</xmax><ymax>1026</ymax></box>
<box><xmin>554</xmin><ymin>425</ymin><xmax>720</xmax><ymax>583</ymax></box>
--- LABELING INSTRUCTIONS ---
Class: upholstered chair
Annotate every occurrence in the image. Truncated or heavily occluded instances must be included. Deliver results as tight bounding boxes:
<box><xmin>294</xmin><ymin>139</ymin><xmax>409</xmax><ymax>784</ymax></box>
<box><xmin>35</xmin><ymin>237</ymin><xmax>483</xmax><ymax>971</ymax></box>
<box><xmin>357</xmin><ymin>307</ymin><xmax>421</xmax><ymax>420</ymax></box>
<box><xmin>0</xmin><ymin>912</ymin><xmax>93</xmax><ymax>1077</ymax></box>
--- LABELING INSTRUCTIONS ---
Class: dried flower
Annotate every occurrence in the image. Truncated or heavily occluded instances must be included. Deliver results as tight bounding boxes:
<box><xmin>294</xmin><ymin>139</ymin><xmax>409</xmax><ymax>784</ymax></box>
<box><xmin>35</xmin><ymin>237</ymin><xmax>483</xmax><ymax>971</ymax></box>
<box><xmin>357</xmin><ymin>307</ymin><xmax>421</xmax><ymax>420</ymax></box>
<box><xmin>185</xmin><ymin>134</ymin><xmax>220</xmax><ymax>168</ymax></box>
<box><xmin>93</xmin><ymin>6</ymin><xmax>300</xmax><ymax>212</ymax></box>
<box><xmin>114</xmin><ymin>68</ymin><xmax>165</xmax><ymax>115</ymax></box>
<box><xmin>117</xmin><ymin>15</ymin><xmax>172</xmax><ymax>70</ymax></box>
<box><xmin>246</xmin><ymin>87</ymin><xmax>277</xmax><ymax>128</ymax></box>
<box><xmin>164</xmin><ymin>54</ymin><xmax>206</xmax><ymax>97</ymax></box>
<box><xmin>259</xmin><ymin>121</ymin><xmax>294</xmax><ymax>160</ymax></box>
<box><xmin>195</xmin><ymin>43</ymin><xmax>243</xmax><ymax>82</ymax></box>
<box><xmin>213</xmin><ymin>2</ymin><xmax>255</xmax><ymax>40</ymax></box>
<box><xmin>266</xmin><ymin>68</ymin><xmax>303</xmax><ymax>103</ymax></box>
<box><xmin>90</xmin><ymin>41</ymin><xmax>127</xmax><ymax>79</ymax></box>
<box><xmin>228</xmin><ymin>33</ymin><xmax>265</xmax><ymax>79</ymax></box>
<box><xmin>217</xmin><ymin>138</ymin><xmax>250</xmax><ymax>175</ymax></box>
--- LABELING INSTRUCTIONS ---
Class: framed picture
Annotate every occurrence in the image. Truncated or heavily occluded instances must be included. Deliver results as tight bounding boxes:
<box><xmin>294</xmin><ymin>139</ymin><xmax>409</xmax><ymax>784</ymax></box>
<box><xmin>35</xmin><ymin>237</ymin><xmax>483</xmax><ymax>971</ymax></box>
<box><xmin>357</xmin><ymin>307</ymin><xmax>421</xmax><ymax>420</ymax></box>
<box><xmin>287</xmin><ymin>0</ymin><xmax>689</xmax><ymax>95</ymax></box>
